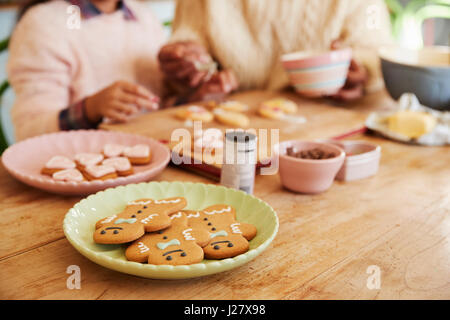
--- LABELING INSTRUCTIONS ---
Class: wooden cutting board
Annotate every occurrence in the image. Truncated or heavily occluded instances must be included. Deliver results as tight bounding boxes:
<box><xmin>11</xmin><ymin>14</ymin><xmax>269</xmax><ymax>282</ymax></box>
<box><xmin>100</xmin><ymin>90</ymin><xmax>378</xmax><ymax>176</ymax></box>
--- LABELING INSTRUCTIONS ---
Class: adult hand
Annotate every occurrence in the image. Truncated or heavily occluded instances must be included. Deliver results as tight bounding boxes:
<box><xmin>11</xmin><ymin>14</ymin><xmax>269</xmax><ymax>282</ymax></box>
<box><xmin>158</xmin><ymin>41</ymin><xmax>214</xmax><ymax>88</ymax></box>
<box><xmin>84</xmin><ymin>80</ymin><xmax>159</xmax><ymax>123</ymax></box>
<box><xmin>187</xmin><ymin>69</ymin><xmax>239</xmax><ymax>102</ymax></box>
<box><xmin>328</xmin><ymin>40</ymin><xmax>368</xmax><ymax>102</ymax></box>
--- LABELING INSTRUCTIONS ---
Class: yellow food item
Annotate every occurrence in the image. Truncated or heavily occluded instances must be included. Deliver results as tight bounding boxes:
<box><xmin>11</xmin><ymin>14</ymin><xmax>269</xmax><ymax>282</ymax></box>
<box><xmin>387</xmin><ymin>110</ymin><xmax>436</xmax><ymax>139</ymax></box>
<box><xmin>261</xmin><ymin>98</ymin><xmax>298</xmax><ymax>114</ymax></box>
<box><xmin>258</xmin><ymin>105</ymin><xmax>284</xmax><ymax>120</ymax></box>
<box><xmin>213</xmin><ymin>109</ymin><xmax>250</xmax><ymax>127</ymax></box>
<box><xmin>218</xmin><ymin>101</ymin><xmax>249</xmax><ymax>112</ymax></box>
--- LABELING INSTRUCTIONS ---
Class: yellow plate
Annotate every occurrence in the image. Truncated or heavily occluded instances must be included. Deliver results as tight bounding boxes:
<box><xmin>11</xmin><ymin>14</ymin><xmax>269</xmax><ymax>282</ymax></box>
<box><xmin>63</xmin><ymin>181</ymin><xmax>279</xmax><ymax>279</ymax></box>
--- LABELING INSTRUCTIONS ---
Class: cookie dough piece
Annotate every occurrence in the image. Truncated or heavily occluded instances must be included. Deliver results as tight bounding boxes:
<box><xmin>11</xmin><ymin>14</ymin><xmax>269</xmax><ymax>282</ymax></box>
<box><xmin>94</xmin><ymin>197</ymin><xmax>188</xmax><ymax>244</ymax></box>
<box><xmin>83</xmin><ymin>164</ymin><xmax>118</xmax><ymax>181</ymax></box>
<box><xmin>213</xmin><ymin>109</ymin><xmax>250</xmax><ymax>127</ymax></box>
<box><xmin>258</xmin><ymin>105</ymin><xmax>285</xmax><ymax>120</ymax></box>
<box><xmin>218</xmin><ymin>101</ymin><xmax>249</xmax><ymax>113</ymax></box>
<box><xmin>186</xmin><ymin>205</ymin><xmax>257</xmax><ymax>260</ymax></box>
<box><xmin>387</xmin><ymin>110</ymin><xmax>436</xmax><ymax>139</ymax></box>
<box><xmin>102</xmin><ymin>157</ymin><xmax>134</xmax><ymax>176</ymax></box>
<box><xmin>175</xmin><ymin>105</ymin><xmax>214</xmax><ymax>122</ymax></box>
<box><xmin>123</xmin><ymin>144</ymin><xmax>151</xmax><ymax>165</ymax></box>
<box><xmin>125</xmin><ymin>211</ymin><xmax>210</xmax><ymax>265</ymax></box>
<box><xmin>258</xmin><ymin>98</ymin><xmax>298</xmax><ymax>119</ymax></box>
<box><xmin>52</xmin><ymin>168</ymin><xmax>84</xmax><ymax>182</ymax></box>
<box><xmin>41</xmin><ymin>155</ymin><xmax>76</xmax><ymax>176</ymax></box>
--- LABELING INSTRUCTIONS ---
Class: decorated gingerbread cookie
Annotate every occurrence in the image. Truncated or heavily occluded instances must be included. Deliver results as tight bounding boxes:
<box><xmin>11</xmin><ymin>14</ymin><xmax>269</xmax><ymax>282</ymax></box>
<box><xmin>41</xmin><ymin>155</ymin><xmax>76</xmax><ymax>176</ymax></box>
<box><xmin>93</xmin><ymin>197</ymin><xmax>187</xmax><ymax>244</ymax></box>
<box><xmin>125</xmin><ymin>211</ymin><xmax>210</xmax><ymax>265</ymax></box>
<box><xmin>186</xmin><ymin>205</ymin><xmax>257</xmax><ymax>259</ymax></box>
<box><xmin>123</xmin><ymin>144</ymin><xmax>151</xmax><ymax>165</ymax></box>
<box><xmin>175</xmin><ymin>105</ymin><xmax>214</xmax><ymax>122</ymax></box>
<box><xmin>102</xmin><ymin>157</ymin><xmax>133</xmax><ymax>176</ymax></box>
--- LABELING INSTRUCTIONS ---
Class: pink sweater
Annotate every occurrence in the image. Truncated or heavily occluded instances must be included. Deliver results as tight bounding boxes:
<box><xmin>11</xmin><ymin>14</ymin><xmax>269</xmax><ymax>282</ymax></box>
<box><xmin>7</xmin><ymin>0</ymin><xmax>166</xmax><ymax>141</ymax></box>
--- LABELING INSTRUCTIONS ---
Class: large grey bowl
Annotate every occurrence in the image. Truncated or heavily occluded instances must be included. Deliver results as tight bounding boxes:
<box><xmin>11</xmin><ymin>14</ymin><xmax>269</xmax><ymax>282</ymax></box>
<box><xmin>379</xmin><ymin>46</ymin><xmax>450</xmax><ymax>110</ymax></box>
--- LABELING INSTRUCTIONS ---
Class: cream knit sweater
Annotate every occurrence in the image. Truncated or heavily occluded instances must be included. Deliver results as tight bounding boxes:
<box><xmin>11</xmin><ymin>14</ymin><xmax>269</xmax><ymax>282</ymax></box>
<box><xmin>170</xmin><ymin>0</ymin><xmax>393</xmax><ymax>91</ymax></box>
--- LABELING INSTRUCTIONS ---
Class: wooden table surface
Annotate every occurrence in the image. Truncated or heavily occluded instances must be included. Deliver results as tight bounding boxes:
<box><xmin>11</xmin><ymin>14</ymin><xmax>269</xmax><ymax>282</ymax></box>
<box><xmin>1</xmin><ymin>90</ymin><xmax>449</xmax><ymax>300</ymax></box>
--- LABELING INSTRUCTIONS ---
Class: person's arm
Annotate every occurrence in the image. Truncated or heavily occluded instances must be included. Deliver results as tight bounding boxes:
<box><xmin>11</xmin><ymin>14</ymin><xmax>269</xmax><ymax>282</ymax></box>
<box><xmin>7</xmin><ymin>8</ymin><xmax>77</xmax><ymax>141</ymax></box>
<box><xmin>8</xmin><ymin>7</ymin><xmax>158</xmax><ymax>140</ymax></box>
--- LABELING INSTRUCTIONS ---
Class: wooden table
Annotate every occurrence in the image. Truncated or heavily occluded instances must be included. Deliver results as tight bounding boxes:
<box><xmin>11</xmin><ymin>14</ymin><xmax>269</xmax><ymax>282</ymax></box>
<box><xmin>1</xmin><ymin>90</ymin><xmax>449</xmax><ymax>300</ymax></box>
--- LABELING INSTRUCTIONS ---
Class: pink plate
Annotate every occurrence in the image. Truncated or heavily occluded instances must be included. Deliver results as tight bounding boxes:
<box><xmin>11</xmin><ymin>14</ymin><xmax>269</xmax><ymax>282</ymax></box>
<box><xmin>2</xmin><ymin>130</ymin><xmax>171</xmax><ymax>195</ymax></box>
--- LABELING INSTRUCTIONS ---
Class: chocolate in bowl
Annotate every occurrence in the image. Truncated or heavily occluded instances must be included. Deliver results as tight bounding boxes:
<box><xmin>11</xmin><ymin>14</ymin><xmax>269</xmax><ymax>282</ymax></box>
<box><xmin>286</xmin><ymin>147</ymin><xmax>337</xmax><ymax>160</ymax></box>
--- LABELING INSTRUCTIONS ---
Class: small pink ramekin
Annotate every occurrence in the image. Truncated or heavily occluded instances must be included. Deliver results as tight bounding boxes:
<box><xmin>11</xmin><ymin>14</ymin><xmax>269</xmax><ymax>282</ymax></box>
<box><xmin>319</xmin><ymin>140</ymin><xmax>381</xmax><ymax>181</ymax></box>
<box><xmin>273</xmin><ymin>141</ymin><xmax>345</xmax><ymax>194</ymax></box>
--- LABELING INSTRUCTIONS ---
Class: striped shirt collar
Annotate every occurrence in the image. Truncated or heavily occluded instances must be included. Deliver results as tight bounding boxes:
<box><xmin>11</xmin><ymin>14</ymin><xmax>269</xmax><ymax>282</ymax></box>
<box><xmin>67</xmin><ymin>0</ymin><xmax>136</xmax><ymax>20</ymax></box>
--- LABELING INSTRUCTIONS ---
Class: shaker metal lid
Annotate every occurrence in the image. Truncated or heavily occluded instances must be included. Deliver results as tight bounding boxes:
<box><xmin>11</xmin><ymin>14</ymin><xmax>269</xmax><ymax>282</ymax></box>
<box><xmin>224</xmin><ymin>131</ymin><xmax>257</xmax><ymax>152</ymax></box>
<box><xmin>225</xmin><ymin>131</ymin><xmax>257</xmax><ymax>143</ymax></box>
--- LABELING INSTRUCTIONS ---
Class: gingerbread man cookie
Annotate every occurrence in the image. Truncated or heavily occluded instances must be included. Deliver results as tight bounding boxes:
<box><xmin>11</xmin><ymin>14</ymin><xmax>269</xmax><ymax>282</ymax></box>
<box><xmin>125</xmin><ymin>211</ymin><xmax>210</xmax><ymax>265</ymax></box>
<box><xmin>186</xmin><ymin>205</ymin><xmax>257</xmax><ymax>259</ymax></box>
<box><xmin>93</xmin><ymin>197</ymin><xmax>187</xmax><ymax>244</ymax></box>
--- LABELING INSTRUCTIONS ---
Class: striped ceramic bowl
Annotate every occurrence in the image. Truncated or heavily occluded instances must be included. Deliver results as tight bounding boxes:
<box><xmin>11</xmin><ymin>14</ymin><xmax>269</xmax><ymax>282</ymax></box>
<box><xmin>281</xmin><ymin>48</ymin><xmax>352</xmax><ymax>97</ymax></box>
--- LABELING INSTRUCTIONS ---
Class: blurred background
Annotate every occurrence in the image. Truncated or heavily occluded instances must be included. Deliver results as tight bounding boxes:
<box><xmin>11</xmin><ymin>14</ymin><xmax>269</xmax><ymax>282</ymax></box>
<box><xmin>0</xmin><ymin>0</ymin><xmax>449</xmax><ymax>146</ymax></box>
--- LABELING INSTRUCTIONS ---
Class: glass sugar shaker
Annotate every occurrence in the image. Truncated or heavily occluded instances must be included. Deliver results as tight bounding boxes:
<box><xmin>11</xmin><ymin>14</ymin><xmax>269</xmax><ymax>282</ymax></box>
<box><xmin>220</xmin><ymin>131</ymin><xmax>257</xmax><ymax>194</ymax></box>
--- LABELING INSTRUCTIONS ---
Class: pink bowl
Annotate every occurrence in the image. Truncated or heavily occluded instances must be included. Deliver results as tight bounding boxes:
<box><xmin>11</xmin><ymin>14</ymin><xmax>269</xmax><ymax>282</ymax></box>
<box><xmin>319</xmin><ymin>140</ymin><xmax>381</xmax><ymax>182</ymax></box>
<box><xmin>281</xmin><ymin>48</ymin><xmax>352</xmax><ymax>97</ymax></box>
<box><xmin>2</xmin><ymin>130</ymin><xmax>171</xmax><ymax>195</ymax></box>
<box><xmin>274</xmin><ymin>141</ymin><xmax>345</xmax><ymax>194</ymax></box>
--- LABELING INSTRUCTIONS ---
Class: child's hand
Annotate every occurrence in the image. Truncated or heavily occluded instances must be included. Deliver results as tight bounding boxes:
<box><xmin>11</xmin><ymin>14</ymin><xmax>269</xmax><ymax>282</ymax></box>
<box><xmin>84</xmin><ymin>81</ymin><xmax>160</xmax><ymax>123</ymax></box>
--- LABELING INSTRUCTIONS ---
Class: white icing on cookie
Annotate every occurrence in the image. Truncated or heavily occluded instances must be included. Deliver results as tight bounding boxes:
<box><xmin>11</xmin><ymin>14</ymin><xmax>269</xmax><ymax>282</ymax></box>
<box><xmin>128</xmin><ymin>200</ymin><xmax>152</xmax><ymax>206</ymax></box>
<box><xmin>75</xmin><ymin>153</ymin><xmax>104</xmax><ymax>167</ymax></box>
<box><xmin>123</xmin><ymin>144</ymin><xmax>150</xmax><ymax>158</ymax></box>
<box><xmin>45</xmin><ymin>156</ymin><xmax>76</xmax><ymax>169</ymax></box>
<box><xmin>137</xmin><ymin>241</ymin><xmax>150</xmax><ymax>253</ymax></box>
<box><xmin>186</xmin><ymin>212</ymin><xmax>200</xmax><ymax>218</ymax></box>
<box><xmin>140</xmin><ymin>214</ymin><xmax>158</xmax><ymax>224</ymax></box>
<box><xmin>52</xmin><ymin>168</ymin><xmax>83</xmax><ymax>182</ymax></box>
<box><xmin>204</xmin><ymin>207</ymin><xmax>232</xmax><ymax>215</ymax></box>
<box><xmin>182</xmin><ymin>228</ymin><xmax>195</xmax><ymax>241</ymax></box>
<box><xmin>170</xmin><ymin>212</ymin><xmax>183</xmax><ymax>219</ymax></box>
<box><xmin>103</xmin><ymin>144</ymin><xmax>125</xmax><ymax>158</ymax></box>
<box><xmin>84</xmin><ymin>164</ymin><xmax>115</xmax><ymax>178</ymax></box>
<box><xmin>154</xmin><ymin>199</ymin><xmax>181</xmax><ymax>204</ymax></box>
<box><xmin>230</xmin><ymin>223</ymin><xmax>242</xmax><ymax>234</ymax></box>
<box><xmin>102</xmin><ymin>157</ymin><xmax>131</xmax><ymax>171</ymax></box>
<box><xmin>101</xmin><ymin>214</ymin><xmax>117</xmax><ymax>224</ymax></box>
